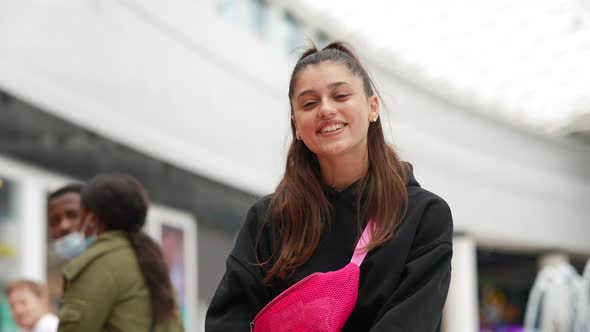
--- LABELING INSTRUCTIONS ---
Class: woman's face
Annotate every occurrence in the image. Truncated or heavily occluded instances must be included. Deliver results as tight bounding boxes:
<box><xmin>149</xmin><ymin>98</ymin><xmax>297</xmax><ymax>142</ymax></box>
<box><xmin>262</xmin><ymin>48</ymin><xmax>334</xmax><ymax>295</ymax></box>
<box><xmin>291</xmin><ymin>61</ymin><xmax>379</xmax><ymax>161</ymax></box>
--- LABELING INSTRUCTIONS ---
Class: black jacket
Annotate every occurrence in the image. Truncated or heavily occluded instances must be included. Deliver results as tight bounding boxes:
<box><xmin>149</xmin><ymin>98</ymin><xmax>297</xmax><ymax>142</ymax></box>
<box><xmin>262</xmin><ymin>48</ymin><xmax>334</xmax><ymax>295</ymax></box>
<box><xmin>206</xmin><ymin>166</ymin><xmax>453</xmax><ymax>331</ymax></box>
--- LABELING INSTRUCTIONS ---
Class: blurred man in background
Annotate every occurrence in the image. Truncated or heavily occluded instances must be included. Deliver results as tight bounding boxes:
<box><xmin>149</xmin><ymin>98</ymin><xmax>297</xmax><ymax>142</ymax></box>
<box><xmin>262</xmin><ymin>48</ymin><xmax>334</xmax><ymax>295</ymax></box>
<box><xmin>44</xmin><ymin>183</ymin><xmax>85</xmax><ymax>308</ymax></box>
<box><xmin>47</xmin><ymin>183</ymin><xmax>84</xmax><ymax>241</ymax></box>
<box><xmin>47</xmin><ymin>184</ymin><xmax>85</xmax><ymax>261</ymax></box>
<box><xmin>5</xmin><ymin>280</ymin><xmax>58</xmax><ymax>332</ymax></box>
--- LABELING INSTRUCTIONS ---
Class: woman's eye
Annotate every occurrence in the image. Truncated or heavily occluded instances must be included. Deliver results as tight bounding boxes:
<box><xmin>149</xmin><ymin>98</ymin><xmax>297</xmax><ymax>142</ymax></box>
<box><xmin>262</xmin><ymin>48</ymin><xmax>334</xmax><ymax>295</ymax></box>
<box><xmin>303</xmin><ymin>101</ymin><xmax>317</xmax><ymax>108</ymax></box>
<box><xmin>335</xmin><ymin>94</ymin><xmax>350</xmax><ymax>100</ymax></box>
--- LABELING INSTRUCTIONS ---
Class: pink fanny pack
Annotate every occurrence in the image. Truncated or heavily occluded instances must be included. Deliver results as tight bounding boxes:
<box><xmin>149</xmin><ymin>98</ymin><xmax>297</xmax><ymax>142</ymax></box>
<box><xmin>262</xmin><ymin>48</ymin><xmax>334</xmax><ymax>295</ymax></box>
<box><xmin>250</xmin><ymin>220</ymin><xmax>375</xmax><ymax>332</ymax></box>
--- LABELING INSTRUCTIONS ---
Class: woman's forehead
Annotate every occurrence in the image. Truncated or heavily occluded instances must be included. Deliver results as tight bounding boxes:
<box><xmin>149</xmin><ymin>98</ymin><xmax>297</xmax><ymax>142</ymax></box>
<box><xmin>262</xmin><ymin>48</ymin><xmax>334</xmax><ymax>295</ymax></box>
<box><xmin>294</xmin><ymin>62</ymin><xmax>361</xmax><ymax>91</ymax></box>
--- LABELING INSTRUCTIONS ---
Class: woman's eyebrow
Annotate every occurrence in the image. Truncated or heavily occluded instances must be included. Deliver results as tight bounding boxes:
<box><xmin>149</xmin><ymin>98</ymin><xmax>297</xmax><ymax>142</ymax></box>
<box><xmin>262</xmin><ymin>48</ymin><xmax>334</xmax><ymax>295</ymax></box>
<box><xmin>297</xmin><ymin>89</ymin><xmax>316</xmax><ymax>100</ymax></box>
<box><xmin>296</xmin><ymin>81</ymin><xmax>351</xmax><ymax>100</ymax></box>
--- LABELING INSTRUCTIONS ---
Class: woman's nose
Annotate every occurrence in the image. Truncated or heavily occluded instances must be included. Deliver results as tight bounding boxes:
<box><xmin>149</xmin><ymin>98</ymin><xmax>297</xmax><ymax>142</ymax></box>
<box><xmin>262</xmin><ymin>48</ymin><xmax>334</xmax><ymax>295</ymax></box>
<box><xmin>318</xmin><ymin>100</ymin><xmax>337</xmax><ymax>118</ymax></box>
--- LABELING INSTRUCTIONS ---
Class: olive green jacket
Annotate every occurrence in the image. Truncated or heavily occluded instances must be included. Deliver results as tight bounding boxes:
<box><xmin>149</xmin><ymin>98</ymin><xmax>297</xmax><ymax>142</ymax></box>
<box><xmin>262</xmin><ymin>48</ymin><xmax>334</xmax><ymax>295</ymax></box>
<box><xmin>58</xmin><ymin>231</ymin><xmax>184</xmax><ymax>332</ymax></box>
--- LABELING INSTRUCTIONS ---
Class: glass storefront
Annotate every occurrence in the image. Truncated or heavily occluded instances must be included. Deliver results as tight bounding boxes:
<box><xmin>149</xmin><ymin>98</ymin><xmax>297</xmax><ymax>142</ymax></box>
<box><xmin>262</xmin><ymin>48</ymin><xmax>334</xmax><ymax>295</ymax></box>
<box><xmin>477</xmin><ymin>250</ymin><xmax>537</xmax><ymax>332</ymax></box>
<box><xmin>0</xmin><ymin>176</ymin><xmax>21</xmax><ymax>332</ymax></box>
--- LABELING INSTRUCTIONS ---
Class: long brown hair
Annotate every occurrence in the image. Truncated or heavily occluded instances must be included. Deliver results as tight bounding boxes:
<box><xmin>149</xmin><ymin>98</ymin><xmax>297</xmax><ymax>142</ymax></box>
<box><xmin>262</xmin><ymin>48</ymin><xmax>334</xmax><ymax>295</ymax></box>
<box><xmin>81</xmin><ymin>173</ymin><xmax>176</xmax><ymax>324</ymax></box>
<box><xmin>263</xmin><ymin>42</ymin><xmax>408</xmax><ymax>283</ymax></box>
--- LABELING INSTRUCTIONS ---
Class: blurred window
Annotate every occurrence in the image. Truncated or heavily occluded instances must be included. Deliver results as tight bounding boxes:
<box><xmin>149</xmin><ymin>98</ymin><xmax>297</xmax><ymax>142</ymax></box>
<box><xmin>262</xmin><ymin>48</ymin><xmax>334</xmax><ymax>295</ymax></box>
<box><xmin>317</xmin><ymin>30</ymin><xmax>330</xmax><ymax>48</ymax></box>
<box><xmin>0</xmin><ymin>176</ymin><xmax>21</xmax><ymax>332</ymax></box>
<box><xmin>283</xmin><ymin>12</ymin><xmax>302</xmax><ymax>52</ymax></box>
<box><xmin>477</xmin><ymin>249</ymin><xmax>537</xmax><ymax>331</ymax></box>
<box><xmin>217</xmin><ymin>0</ymin><xmax>238</xmax><ymax>18</ymax></box>
<box><xmin>0</xmin><ymin>177</ymin><xmax>17</xmax><ymax>220</ymax></box>
<box><xmin>0</xmin><ymin>176</ymin><xmax>20</xmax><ymax>278</ymax></box>
<box><xmin>248</xmin><ymin>0</ymin><xmax>268</xmax><ymax>37</ymax></box>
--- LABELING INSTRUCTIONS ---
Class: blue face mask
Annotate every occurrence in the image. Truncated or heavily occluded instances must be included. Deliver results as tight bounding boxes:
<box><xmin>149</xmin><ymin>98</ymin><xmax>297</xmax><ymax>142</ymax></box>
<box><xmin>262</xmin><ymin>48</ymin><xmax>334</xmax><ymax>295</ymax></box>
<box><xmin>53</xmin><ymin>216</ymin><xmax>97</xmax><ymax>260</ymax></box>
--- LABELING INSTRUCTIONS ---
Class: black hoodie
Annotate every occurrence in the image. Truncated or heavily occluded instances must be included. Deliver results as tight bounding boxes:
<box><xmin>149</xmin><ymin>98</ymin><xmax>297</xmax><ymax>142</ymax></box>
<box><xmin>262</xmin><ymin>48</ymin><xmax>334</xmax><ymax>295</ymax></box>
<box><xmin>206</xmin><ymin>165</ymin><xmax>453</xmax><ymax>332</ymax></box>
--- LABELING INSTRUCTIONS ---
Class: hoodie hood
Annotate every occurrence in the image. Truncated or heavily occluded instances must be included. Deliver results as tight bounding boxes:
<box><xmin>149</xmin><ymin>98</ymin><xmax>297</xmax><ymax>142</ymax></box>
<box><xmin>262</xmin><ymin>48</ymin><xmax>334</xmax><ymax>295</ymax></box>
<box><xmin>404</xmin><ymin>162</ymin><xmax>421</xmax><ymax>188</ymax></box>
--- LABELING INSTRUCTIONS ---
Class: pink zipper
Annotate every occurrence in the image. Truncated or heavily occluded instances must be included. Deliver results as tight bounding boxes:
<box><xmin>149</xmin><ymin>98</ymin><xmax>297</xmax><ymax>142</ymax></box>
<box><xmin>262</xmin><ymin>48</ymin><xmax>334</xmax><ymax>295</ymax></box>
<box><xmin>250</xmin><ymin>272</ymin><xmax>323</xmax><ymax>331</ymax></box>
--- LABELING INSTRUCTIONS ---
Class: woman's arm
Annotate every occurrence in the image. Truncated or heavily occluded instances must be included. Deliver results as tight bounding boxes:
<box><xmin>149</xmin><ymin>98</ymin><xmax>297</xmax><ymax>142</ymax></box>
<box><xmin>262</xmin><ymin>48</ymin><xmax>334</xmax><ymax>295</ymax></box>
<box><xmin>205</xmin><ymin>202</ymin><xmax>273</xmax><ymax>331</ymax></box>
<box><xmin>370</xmin><ymin>197</ymin><xmax>453</xmax><ymax>332</ymax></box>
<box><xmin>57</xmin><ymin>264</ymin><xmax>116</xmax><ymax>332</ymax></box>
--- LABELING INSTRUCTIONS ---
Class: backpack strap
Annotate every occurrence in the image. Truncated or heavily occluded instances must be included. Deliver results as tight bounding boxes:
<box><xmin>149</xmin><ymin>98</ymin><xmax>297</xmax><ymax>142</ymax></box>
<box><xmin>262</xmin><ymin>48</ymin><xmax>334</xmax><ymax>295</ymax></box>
<box><xmin>350</xmin><ymin>219</ymin><xmax>375</xmax><ymax>266</ymax></box>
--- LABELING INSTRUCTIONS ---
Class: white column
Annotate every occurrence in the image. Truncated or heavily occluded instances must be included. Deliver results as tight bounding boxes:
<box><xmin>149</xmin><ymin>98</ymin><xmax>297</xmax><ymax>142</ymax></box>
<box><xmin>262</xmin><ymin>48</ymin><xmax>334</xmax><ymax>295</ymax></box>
<box><xmin>443</xmin><ymin>233</ymin><xmax>479</xmax><ymax>332</ymax></box>
<box><xmin>198</xmin><ymin>300</ymin><xmax>209</xmax><ymax>332</ymax></box>
<box><xmin>19</xmin><ymin>180</ymin><xmax>46</xmax><ymax>282</ymax></box>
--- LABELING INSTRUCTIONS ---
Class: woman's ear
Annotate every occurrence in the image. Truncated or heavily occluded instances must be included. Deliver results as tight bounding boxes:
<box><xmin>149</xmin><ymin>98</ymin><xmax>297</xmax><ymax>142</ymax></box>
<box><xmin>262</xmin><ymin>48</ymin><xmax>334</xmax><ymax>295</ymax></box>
<box><xmin>292</xmin><ymin>115</ymin><xmax>301</xmax><ymax>140</ymax></box>
<box><xmin>93</xmin><ymin>214</ymin><xmax>107</xmax><ymax>234</ymax></box>
<box><xmin>369</xmin><ymin>95</ymin><xmax>380</xmax><ymax>122</ymax></box>
<box><xmin>85</xmin><ymin>212</ymin><xmax>105</xmax><ymax>234</ymax></box>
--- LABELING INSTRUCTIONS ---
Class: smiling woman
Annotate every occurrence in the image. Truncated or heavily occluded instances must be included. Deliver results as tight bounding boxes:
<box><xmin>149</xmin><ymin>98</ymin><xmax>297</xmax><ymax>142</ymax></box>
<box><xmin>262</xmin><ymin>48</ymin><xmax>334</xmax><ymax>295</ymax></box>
<box><xmin>206</xmin><ymin>42</ymin><xmax>454</xmax><ymax>332</ymax></box>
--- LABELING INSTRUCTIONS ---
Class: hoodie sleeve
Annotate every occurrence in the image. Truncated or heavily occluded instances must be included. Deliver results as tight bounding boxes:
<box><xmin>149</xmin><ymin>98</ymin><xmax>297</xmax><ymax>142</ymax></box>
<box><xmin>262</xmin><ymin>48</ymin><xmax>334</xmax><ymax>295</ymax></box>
<box><xmin>370</xmin><ymin>197</ymin><xmax>453</xmax><ymax>332</ymax></box>
<box><xmin>205</xmin><ymin>202</ymin><xmax>273</xmax><ymax>332</ymax></box>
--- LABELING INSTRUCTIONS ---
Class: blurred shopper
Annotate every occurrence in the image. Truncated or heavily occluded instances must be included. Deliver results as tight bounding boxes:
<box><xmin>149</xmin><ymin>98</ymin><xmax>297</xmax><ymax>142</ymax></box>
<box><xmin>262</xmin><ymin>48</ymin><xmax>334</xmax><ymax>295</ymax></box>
<box><xmin>206</xmin><ymin>42</ymin><xmax>453</xmax><ymax>331</ymax></box>
<box><xmin>57</xmin><ymin>173</ymin><xmax>184</xmax><ymax>332</ymax></box>
<box><xmin>47</xmin><ymin>184</ymin><xmax>85</xmax><ymax>260</ymax></box>
<box><xmin>45</xmin><ymin>183</ymin><xmax>84</xmax><ymax>313</ymax></box>
<box><xmin>5</xmin><ymin>280</ymin><xmax>58</xmax><ymax>332</ymax></box>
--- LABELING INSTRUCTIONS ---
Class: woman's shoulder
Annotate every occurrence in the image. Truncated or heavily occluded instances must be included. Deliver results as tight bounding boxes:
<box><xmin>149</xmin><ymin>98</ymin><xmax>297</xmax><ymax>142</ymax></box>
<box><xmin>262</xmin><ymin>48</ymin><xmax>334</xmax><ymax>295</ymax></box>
<box><xmin>63</xmin><ymin>232</ymin><xmax>131</xmax><ymax>281</ymax></box>
<box><xmin>403</xmin><ymin>163</ymin><xmax>452</xmax><ymax>220</ymax></box>
<box><xmin>249</xmin><ymin>194</ymin><xmax>274</xmax><ymax>213</ymax></box>
<box><xmin>404</xmin><ymin>186</ymin><xmax>453</xmax><ymax>248</ymax></box>
<box><xmin>241</xmin><ymin>194</ymin><xmax>274</xmax><ymax>231</ymax></box>
<box><xmin>230</xmin><ymin>194</ymin><xmax>276</xmax><ymax>263</ymax></box>
<box><xmin>408</xmin><ymin>185</ymin><xmax>450</xmax><ymax>211</ymax></box>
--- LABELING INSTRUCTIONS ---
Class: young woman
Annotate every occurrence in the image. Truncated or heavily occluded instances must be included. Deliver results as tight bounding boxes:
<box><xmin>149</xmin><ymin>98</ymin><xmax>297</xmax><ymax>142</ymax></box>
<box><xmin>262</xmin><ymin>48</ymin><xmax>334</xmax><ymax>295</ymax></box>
<box><xmin>206</xmin><ymin>42</ymin><xmax>453</xmax><ymax>331</ymax></box>
<box><xmin>57</xmin><ymin>173</ymin><xmax>184</xmax><ymax>332</ymax></box>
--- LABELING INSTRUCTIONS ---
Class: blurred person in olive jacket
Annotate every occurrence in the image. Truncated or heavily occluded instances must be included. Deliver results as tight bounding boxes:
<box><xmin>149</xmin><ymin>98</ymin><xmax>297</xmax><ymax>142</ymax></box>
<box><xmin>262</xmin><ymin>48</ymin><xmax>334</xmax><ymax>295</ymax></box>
<box><xmin>57</xmin><ymin>173</ymin><xmax>184</xmax><ymax>332</ymax></box>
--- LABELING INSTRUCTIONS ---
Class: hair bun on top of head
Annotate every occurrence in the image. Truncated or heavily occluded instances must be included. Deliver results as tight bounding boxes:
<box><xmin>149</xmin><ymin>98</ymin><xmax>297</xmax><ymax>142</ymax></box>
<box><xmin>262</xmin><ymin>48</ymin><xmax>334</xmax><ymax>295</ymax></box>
<box><xmin>297</xmin><ymin>41</ymin><xmax>357</xmax><ymax>62</ymax></box>
<box><xmin>298</xmin><ymin>45</ymin><xmax>319</xmax><ymax>61</ymax></box>
<box><xmin>321</xmin><ymin>41</ymin><xmax>357</xmax><ymax>56</ymax></box>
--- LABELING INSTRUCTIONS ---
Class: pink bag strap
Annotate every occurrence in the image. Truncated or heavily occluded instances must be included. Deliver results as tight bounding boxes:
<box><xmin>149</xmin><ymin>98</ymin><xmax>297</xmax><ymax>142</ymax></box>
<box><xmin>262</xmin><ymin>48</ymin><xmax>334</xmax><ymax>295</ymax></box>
<box><xmin>350</xmin><ymin>219</ymin><xmax>375</xmax><ymax>266</ymax></box>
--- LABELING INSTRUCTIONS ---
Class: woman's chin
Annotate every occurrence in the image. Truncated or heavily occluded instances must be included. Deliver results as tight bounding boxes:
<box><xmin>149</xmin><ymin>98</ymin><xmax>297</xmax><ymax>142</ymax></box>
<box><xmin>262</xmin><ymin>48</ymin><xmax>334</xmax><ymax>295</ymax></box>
<box><xmin>314</xmin><ymin>143</ymin><xmax>352</xmax><ymax>159</ymax></box>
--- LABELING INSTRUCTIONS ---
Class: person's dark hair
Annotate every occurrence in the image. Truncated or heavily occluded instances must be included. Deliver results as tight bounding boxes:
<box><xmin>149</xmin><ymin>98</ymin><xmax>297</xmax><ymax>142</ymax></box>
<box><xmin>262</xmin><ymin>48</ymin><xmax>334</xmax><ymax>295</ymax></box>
<box><xmin>263</xmin><ymin>41</ymin><xmax>408</xmax><ymax>283</ymax></box>
<box><xmin>48</xmin><ymin>183</ymin><xmax>83</xmax><ymax>201</ymax></box>
<box><xmin>81</xmin><ymin>173</ymin><xmax>175</xmax><ymax>324</ymax></box>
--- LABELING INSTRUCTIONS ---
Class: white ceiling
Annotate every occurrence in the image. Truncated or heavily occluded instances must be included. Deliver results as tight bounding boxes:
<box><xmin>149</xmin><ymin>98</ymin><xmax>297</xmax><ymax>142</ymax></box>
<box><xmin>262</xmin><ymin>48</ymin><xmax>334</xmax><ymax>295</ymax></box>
<box><xmin>298</xmin><ymin>0</ymin><xmax>590</xmax><ymax>136</ymax></box>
